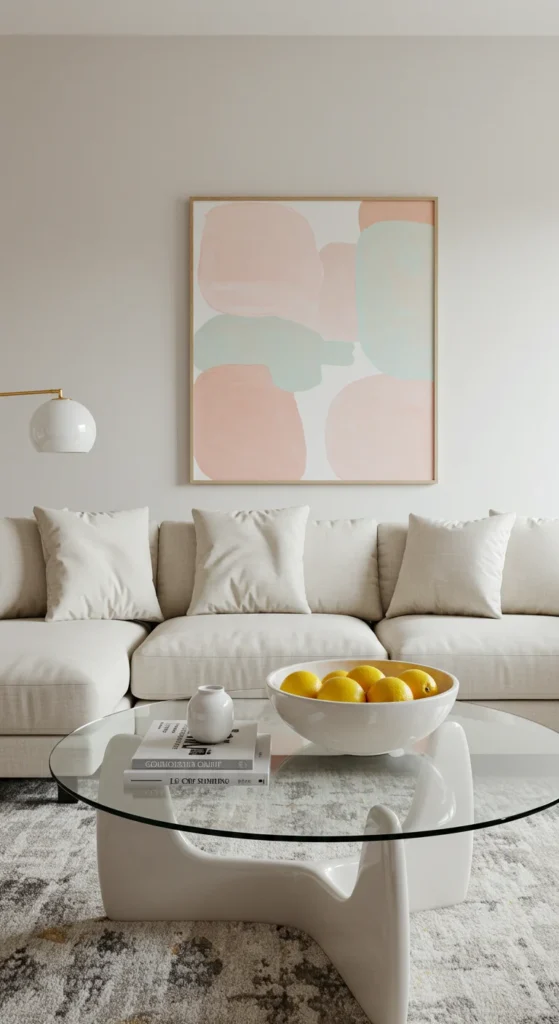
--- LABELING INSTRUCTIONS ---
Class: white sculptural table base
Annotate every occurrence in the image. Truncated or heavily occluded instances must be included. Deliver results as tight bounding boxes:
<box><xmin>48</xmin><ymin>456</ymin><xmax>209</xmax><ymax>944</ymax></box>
<box><xmin>97</xmin><ymin>722</ymin><xmax>473</xmax><ymax>1024</ymax></box>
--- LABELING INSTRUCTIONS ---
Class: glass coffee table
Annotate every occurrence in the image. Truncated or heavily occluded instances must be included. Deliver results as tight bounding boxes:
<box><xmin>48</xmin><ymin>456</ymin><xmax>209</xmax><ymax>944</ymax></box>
<box><xmin>50</xmin><ymin>696</ymin><xmax>559</xmax><ymax>1024</ymax></box>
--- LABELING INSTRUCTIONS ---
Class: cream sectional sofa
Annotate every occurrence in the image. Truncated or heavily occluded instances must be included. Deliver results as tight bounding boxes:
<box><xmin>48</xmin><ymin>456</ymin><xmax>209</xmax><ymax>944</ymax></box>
<box><xmin>2</xmin><ymin>516</ymin><xmax>559</xmax><ymax>781</ymax></box>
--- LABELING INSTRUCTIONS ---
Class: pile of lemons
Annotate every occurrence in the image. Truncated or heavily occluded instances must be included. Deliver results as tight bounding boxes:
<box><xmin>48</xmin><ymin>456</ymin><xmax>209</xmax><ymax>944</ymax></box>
<box><xmin>279</xmin><ymin>665</ymin><xmax>438</xmax><ymax>703</ymax></box>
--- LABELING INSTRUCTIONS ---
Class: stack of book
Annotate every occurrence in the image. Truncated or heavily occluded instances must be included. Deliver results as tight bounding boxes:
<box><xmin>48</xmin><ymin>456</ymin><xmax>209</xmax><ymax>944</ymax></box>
<box><xmin>123</xmin><ymin>720</ymin><xmax>271</xmax><ymax>789</ymax></box>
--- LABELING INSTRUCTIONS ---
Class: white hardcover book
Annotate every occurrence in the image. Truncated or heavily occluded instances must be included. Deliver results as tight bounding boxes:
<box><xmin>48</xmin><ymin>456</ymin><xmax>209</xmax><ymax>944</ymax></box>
<box><xmin>124</xmin><ymin>735</ymin><xmax>271</xmax><ymax>789</ymax></box>
<box><xmin>131</xmin><ymin>719</ymin><xmax>257</xmax><ymax>771</ymax></box>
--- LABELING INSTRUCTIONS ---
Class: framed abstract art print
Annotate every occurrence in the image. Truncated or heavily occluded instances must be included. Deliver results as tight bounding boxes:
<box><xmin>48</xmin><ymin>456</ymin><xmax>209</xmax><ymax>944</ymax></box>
<box><xmin>190</xmin><ymin>196</ymin><xmax>437</xmax><ymax>483</ymax></box>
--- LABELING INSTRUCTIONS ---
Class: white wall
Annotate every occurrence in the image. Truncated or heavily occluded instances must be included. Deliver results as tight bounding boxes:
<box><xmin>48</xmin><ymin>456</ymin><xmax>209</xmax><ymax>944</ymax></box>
<box><xmin>1</xmin><ymin>37</ymin><xmax>558</xmax><ymax>521</ymax></box>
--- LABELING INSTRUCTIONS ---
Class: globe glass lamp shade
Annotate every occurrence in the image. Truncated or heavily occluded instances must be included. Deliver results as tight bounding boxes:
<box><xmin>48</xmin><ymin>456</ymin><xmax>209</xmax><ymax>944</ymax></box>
<box><xmin>29</xmin><ymin>398</ymin><xmax>96</xmax><ymax>453</ymax></box>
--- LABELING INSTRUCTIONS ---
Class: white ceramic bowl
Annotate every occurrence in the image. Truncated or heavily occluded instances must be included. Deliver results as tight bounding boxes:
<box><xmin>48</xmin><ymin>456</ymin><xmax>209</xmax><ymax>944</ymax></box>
<box><xmin>266</xmin><ymin>659</ymin><xmax>459</xmax><ymax>755</ymax></box>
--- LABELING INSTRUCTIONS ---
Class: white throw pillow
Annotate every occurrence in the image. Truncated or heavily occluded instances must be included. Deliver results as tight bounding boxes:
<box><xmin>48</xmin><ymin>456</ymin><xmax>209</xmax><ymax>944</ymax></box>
<box><xmin>188</xmin><ymin>506</ymin><xmax>311</xmax><ymax>615</ymax></box>
<box><xmin>386</xmin><ymin>512</ymin><xmax>515</xmax><ymax>619</ymax></box>
<box><xmin>34</xmin><ymin>506</ymin><xmax>163</xmax><ymax>622</ymax></box>
<box><xmin>490</xmin><ymin>510</ymin><xmax>559</xmax><ymax>614</ymax></box>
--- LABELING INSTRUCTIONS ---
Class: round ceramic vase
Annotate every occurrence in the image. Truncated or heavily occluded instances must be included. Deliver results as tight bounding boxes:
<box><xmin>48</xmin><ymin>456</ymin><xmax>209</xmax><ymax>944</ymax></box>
<box><xmin>188</xmin><ymin>685</ymin><xmax>235</xmax><ymax>744</ymax></box>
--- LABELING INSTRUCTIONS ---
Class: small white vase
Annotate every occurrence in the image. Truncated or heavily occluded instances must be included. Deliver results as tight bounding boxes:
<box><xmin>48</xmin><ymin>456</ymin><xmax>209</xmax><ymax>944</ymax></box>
<box><xmin>188</xmin><ymin>685</ymin><xmax>234</xmax><ymax>744</ymax></box>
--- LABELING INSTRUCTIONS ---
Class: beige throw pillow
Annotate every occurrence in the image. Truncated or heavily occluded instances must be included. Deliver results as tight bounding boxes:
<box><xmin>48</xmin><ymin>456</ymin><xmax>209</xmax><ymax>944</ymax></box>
<box><xmin>188</xmin><ymin>506</ymin><xmax>311</xmax><ymax>615</ymax></box>
<box><xmin>490</xmin><ymin>510</ymin><xmax>559</xmax><ymax>614</ymax></box>
<box><xmin>386</xmin><ymin>512</ymin><xmax>515</xmax><ymax>619</ymax></box>
<box><xmin>34</xmin><ymin>506</ymin><xmax>163</xmax><ymax>622</ymax></box>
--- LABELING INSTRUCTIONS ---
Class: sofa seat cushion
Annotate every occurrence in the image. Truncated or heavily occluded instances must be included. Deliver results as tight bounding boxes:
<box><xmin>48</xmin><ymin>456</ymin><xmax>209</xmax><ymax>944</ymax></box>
<box><xmin>131</xmin><ymin>613</ymin><xmax>386</xmax><ymax>699</ymax></box>
<box><xmin>0</xmin><ymin>619</ymin><xmax>148</xmax><ymax>734</ymax></box>
<box><xmin>375</xmin><ymin>615</ymin><xmax>559</xmax><ymax>700</ymax></box>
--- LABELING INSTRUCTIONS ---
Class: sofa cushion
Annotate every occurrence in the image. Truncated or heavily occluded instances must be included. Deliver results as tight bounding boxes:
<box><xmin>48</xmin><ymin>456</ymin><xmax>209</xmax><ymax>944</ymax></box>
<box><xmin>375</xmin><ymin>614</ymin><xmax>559</xmax><ymax>700</ymax></box>
<box><xmin>377</xmin><ymin>522</ymin><xmax>408</xmax><ymax>614</ymax></box>
<box><xmin>0</xmin><ymin>619</ymin><xmax>148</xmax><ymax>733</ymax></box>
<box><xmin>0</xmin><ymin>517</ymin><xmax>159</xmax><ymax>619</ymax></box>
<box><xmin>304</xmin><ymin>518</ymin><xmax>382</xmax><ymax>620</ymax></box>
<box><xmin>0</xmin><ymin>517</ymin><xmax>47</xmax><ymax>618</ymax></box>
<box><xmin>157</xmin><ymin>518</ymin><xmax>383</xmax><ymax>620</ymax></box>
<box><xmin>470</xmin><ymin>700</ymin><xmax>559</xmax><ymax>732</ymax></box>
<box><xmin>131</xmin><ymin>613</ymin><xmax>387</xmax><ymax>698</ymax></box>
<box><xmin>0</xmin><ymin>696</ymin><xmax>134</xmax><ymax>778</ymax></box>
<box><xmin>157</xmin><ymin>522</ymin><xmax>197</xmax><ymax>619</ymax></box>
<box><xmin>490</xmin><ymin>511</ymin><xmax>559</xmax><ymax>615</ymax></box>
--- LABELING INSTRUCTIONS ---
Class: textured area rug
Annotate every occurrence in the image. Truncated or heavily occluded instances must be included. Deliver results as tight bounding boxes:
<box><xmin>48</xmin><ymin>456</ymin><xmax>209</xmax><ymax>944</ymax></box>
<box><xmin>1</xmin><ymin>780</ymin><xmax>559</xmax><ymax>1024</ymax></box>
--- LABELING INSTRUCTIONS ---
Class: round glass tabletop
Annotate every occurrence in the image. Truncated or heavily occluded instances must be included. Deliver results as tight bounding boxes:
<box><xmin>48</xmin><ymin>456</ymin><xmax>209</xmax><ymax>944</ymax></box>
<box><xmin>50</xmin><ymin>696</ymin><xmax>559</xmax><ymax>842</ymax></box>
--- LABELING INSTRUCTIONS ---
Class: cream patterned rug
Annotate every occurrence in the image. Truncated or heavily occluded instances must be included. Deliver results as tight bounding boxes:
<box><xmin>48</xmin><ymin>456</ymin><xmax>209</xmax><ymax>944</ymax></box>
<box><xmin>1</xmin><ymin>780</ymin><xmax>559</xmax><ymax>1024</ymax></box>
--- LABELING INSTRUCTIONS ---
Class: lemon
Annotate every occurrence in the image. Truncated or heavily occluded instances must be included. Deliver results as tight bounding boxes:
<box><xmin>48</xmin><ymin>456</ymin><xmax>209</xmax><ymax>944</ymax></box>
<box><xmin>347</xmin><ymin>665</ymin><xmax>385</xmax><ymax>693</ymax></box>
<box><xmin>316</xmin><ymin>676</ymin><xmax>366</xmax><ymax>703</ymax></box>
<box><xmin>398</xmin><ymin>668</ymin><xmax>438</xmax><ymax>699</ymax></box>
<box><xmin>322</xmin><ymin>670</ymin><xmax>348</xmax><ymax>683</ymax></box>
<box><xmin>366</xmin><ymin>677</ymin><xmax>414</xmax><ymax>703</ymax></box>
<box><xmin>280</xmin><ymin>670</ymin><xmax>322</xmax><ymax>698</ymax></box>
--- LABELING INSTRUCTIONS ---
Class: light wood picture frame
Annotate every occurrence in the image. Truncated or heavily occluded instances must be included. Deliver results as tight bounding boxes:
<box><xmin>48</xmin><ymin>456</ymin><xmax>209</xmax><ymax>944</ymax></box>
<box><xmin>190</xmin><ymin>196</ymin><xmax>438</xmax><ymax>484</ymax></box>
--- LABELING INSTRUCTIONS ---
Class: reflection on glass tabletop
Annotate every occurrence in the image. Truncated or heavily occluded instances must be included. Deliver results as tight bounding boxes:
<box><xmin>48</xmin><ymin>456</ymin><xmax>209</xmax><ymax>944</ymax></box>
<box><xmin>50</xmin><ymin>697</ymin><xmax>559</xmax><ymax>842</ymax></box>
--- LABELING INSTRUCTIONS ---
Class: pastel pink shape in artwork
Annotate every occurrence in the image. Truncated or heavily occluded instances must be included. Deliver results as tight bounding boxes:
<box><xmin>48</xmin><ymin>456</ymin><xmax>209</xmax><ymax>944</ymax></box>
<box><xmin>194</xmin><ymin>364</ymin><xmax>307</xmax><ymax>481</ymax></box>
<box><xmin>326</xmin><ymin>375</ymin><xmax>434</xmax><ymax>481</ymax></box>
<box><xmin>359</xmin><ymin>200</ymin><xmax>434</xmax><ymax>230</ymax></box>
<box><xmin>198</xmin><ymin>202</ymin><xmax>323</xmax><ymax>326</ymax></box>
<box><xmin>317</xmin><ymin>243</ymin><xmax>358</xmax><ymax>343</ymax></box>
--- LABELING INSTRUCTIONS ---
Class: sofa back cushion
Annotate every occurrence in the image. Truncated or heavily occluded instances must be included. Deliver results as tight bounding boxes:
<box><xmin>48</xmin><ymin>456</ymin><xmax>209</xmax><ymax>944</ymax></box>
<box><xmin>157</xmin><ymin>521</ymin><xmax>197</xmax><ymax>619</ymax></box>
<box><xmin>490</xmin><ymin>511</ymin><xmax>559</xmax><ymax>614</ymax></box>
<box><xmin>377</xmin><ymin>522</ymin><xmax>409</xmax><ymax>614</ymax></box>
<box><xmin>0</xmin><ymin>518</ymin><xmax>47</xmax><ymax>618</ymax></box>
<box><xmin>0</xmin><ymin>517</ymin><xmax>159</xmax><ymax>621</ymax></box>
<box><xmin>148</xmin><ymin>521</ymin><xmax>159</xmax><ymax>584</ymax></box>
<box><xmin>304</xmin><ymin>518</ymin><xmax>382</xmax><ymax>620</ymax></box>
<box><xmin>157</xmin><ymin>518</ymin><xmax>383</xmax><ymax>621</ymax></box>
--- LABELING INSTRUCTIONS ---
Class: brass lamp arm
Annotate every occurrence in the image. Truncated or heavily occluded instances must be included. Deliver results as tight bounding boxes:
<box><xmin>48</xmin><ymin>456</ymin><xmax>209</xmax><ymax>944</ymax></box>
<box><xmin>0</xmin><ymin>388</ymin><xmax>65</xmax><ymax>400</ymax></box>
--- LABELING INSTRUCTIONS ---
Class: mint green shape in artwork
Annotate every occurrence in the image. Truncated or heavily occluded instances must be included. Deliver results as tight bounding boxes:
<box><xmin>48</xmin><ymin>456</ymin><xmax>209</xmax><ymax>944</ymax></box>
<box><xmin>194</xmin><ymin>315</ymin><xmax>354</xmax><ymax>392</ymax></box>
<box><xmin>356</xmin><ymin>221</ymin><xmax>433</xmax><ymax>381</ymax></box>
